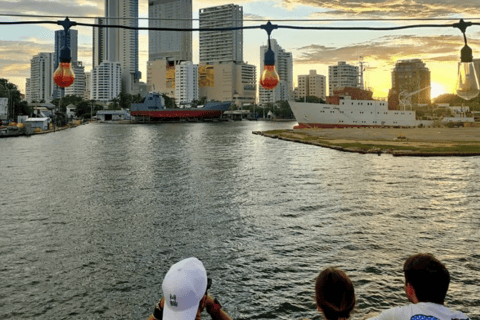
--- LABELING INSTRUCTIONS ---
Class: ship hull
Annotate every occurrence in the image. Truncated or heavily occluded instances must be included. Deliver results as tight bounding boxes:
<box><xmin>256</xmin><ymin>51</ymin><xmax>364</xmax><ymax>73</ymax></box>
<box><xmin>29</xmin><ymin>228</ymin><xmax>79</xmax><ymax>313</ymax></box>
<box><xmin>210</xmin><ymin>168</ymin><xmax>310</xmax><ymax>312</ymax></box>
<box><xmin>130</xmin><ymin>94</ymin><xmax>231</xmax><ymax>121</ymax></box>
<box><xmin>130</xmin><ymin>109</ymin><xmax>224</xmax><ymax>119</ymax></box>
<box><xmin>289</xmin><ymin>100</ymin><xmax>421</xmax><ymax>129</ymax></box>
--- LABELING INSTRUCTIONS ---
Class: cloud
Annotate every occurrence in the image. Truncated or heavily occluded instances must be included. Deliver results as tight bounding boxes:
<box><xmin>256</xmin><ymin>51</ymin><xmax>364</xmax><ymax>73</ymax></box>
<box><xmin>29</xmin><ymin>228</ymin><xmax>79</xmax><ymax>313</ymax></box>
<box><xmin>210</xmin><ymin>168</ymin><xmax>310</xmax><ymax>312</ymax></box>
<box><xmin>282</xmin><ymin>0</ymin><xmax>480</xmax><ymax>18</ymax></box>
<box><xmin>294</xmin><ymin>34</ymin><xmax>480</xmax><ymax>66</ymax></box>
<box><xmin>0</xmin><ymin>0</ymin><xmax>102</xmax><ymax>17</ymax></box>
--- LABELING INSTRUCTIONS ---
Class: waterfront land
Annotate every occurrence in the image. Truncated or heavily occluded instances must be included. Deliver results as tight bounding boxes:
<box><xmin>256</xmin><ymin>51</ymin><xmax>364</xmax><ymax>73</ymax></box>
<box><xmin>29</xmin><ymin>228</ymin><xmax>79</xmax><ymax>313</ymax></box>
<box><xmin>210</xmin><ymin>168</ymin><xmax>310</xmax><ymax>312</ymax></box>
<box><xmin>254</xmin><ymin>127</ymin><xmax>480</xmax><ymax>156</ymax></box>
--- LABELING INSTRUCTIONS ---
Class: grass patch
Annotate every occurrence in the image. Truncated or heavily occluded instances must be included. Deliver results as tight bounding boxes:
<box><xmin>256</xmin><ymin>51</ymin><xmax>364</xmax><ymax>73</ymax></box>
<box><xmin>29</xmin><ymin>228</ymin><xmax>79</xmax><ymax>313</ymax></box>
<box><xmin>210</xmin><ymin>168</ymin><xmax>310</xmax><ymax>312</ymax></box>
<box><xmin>421</xmin><ymin>145</ymin><xmax>480</xmax><ymax>153</ymax></box>
<box><xmin>334</xmin><ymin>143</ymin><xmax>419</xmax><ymax>151</ymax></box>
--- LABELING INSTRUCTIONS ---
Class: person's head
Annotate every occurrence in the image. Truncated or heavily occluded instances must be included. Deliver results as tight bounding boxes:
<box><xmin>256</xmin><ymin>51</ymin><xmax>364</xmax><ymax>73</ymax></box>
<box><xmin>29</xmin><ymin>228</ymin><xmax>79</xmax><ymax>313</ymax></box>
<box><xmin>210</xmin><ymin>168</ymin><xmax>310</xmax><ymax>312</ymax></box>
<box><xmin>403</xmin><ymin>253</ymin><xmax>450</xmax><ymax>305</ymax></box>
<box><xmin>315</xmin><ymin>268</ymin><xmax>355</xmax><ymax>320</ymax></box>
<box><xmin>162</xmin><ymin>257</ymin><xmax>209</xmax><ymax>320</ymax></box>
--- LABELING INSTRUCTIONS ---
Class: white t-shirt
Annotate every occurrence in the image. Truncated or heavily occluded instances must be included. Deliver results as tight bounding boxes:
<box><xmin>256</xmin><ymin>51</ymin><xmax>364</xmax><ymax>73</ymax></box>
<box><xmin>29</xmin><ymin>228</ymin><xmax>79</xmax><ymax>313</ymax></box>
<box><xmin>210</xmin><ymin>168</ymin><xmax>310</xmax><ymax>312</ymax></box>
<box><xmin>370</xmin><ymin>302</ymin><xmax>470</xmax><ymax>320</ymax></box>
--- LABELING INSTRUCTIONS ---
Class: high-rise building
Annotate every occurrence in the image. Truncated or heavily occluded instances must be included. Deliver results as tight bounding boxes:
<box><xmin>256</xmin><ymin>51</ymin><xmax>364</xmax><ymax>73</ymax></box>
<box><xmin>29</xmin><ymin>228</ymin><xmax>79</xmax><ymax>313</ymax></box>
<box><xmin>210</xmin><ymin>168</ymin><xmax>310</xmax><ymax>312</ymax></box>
<box><xmin>25</xmin><ymin>78</ymin><xmax>31</xmax><ymax>103</ymax></box>
<box><xmin>328</xmin><ymin>61</ymin><xmax>360</xmax><ymax>95</ymax></box>
<box><xmin>91</xmin><ymin>61</ymin><xmax>122</xmax><ymax>103</ymax></box>
<box><xmin>199</xmin><ymin>4</ymin><xmax>243</xmax><ymax>64</ymax></box>
<box><xmin>54</xmin><ymin>29</ymin><xmax>78</xmax><ymax>69</ymax></box>
<box><xmin>147</xmin><ymin>59</ymin><xmax>176</xmax><ymax>98</ymax></box>
<box><xmin>259</xmin><ymin>39</ymin><xmax>293</xmax><ymax>104</ymax></box>
<box><xmin>175</xmin><ymin>62</ymin><xmax>198</xmax><ymax>106</ymax></box>
<box><xmin>297</xmin><ymin>70</ymin><xmax>326</xmax><ymax>100</ymax></box>
<box><xmin>64</xmin><ymin>61</ymin><xmax>86</xmax><ymax>97</ymax></box>
<box><xmin>149</xmin><ymin>0</ymin><xmax>192</xmax><ymax>63</ymax></box>
<box><xmin>198</xmin><ymin>62</ymin><xmax>256</xmax><ymax>107</ymax></box>
<box><xmin>391</xmin><ymin>59</ymin><xmax>431</xmax><ymax>104</ymax></box>
<box><xmin>93</xmin><ymin>18</ymin><xmax>106</xmax><ymax>68</ymax></box>
<box><xmin>84</xmin><ymin>72</ymin><xmax>91</xmax><ymax>100</ymax></box>
<box><xmin>29</xmin><ymin>52</ymin><xmax>54</xmax><ymax>103</ymax></box>
<box><xmin>104</xmin><ymin>0</ymin><xmax>140</xmax><ymax>94</ymax></box>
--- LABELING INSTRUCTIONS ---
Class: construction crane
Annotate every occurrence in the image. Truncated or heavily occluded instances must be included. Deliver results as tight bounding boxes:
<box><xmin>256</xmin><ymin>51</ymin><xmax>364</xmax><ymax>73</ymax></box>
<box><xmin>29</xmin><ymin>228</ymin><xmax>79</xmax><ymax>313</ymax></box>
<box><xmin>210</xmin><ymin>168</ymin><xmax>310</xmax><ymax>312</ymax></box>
<box><xmin>399</xmin><ymin>86</ymin><xmax>430</xmax><ymax>110</ymax></box>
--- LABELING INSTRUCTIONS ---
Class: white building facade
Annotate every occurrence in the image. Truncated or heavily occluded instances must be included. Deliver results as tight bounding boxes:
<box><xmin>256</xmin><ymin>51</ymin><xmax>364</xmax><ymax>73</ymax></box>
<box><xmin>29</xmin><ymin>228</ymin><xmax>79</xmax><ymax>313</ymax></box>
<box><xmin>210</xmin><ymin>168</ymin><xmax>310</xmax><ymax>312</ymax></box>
<box><xmin>29</xmin><ymin>52</ymin><xmax>54</xmax><ymax>103</ymax></box>
<box><xmin>175</xmin><ymin>62</ymin><xmax>198</xmax><ymax>106</ymax></box>
<box><xmin>328</xmin><ymin>61</ymin><xmax>360</xmax><ymax>95</ymax></box>
<box><xmin>64</xmin><ymin>61</ymin><xmax>86</xmax><ymax>97</ymax></box>
<box><xmin>149</xmin><ymin>0</ymin><xmax>192</xmax><ymax>63</ymax></box>
<box><xmin>199</xmin><ymin>4</ymin><xmax>243</xmax><ymax>64</ymax></box>
<box><xmin>296</xmin><ymin>70</ymin><xmax>326</xmax><ymax>100</ymax></box>
<box><xmin>259</xmin><ymin>39</ymin><xmax>293</xmax><ymax>104</ymax></box>
<box><xmin>91</xmin><ymin>61</ymin><xmax>122</xmax><ymax>103</ymax></box>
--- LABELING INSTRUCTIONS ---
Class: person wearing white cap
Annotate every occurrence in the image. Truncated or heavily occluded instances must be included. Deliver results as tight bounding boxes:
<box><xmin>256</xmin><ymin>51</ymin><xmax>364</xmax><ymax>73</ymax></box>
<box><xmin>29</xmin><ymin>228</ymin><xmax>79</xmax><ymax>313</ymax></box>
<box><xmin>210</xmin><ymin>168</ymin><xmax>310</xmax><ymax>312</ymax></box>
<box><xmin>148</xmin><ymin>257</ymin><xmax>232</xmax><ymax>320</ymax></box>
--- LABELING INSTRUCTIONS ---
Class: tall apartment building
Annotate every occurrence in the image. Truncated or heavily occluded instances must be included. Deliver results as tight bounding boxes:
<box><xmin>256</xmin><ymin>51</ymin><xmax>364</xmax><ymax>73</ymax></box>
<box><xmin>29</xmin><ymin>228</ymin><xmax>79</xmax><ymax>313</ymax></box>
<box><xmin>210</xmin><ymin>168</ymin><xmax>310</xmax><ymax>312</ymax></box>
<box><xmin>391</xmin><ymin>59</ymin><xmax>431</xmax><ymax>104</ymax></box>
<box><xmin>84</xmin><ymin>72</ymin><xmax>91</xmax><ymax>100</ymax></box>
<box><xmin>199</xmin><ymin>4</ymin><xmax>243</xmax><ymax>64</ymax></box>
<box><xmin>104</xmin><ymin>0</ymin><xmax>140</xmax><ymax>94</ymax></box>
<box><xmin>91</xmin><ymin>61</ymin><xmax>122</xmax><ymax>103</ymax></box>
<box><xmin>29</xmin><ymin>52</ymin><xmax>54</xmax><ymax>103</ymax></box>
<box><xmin>147</xmin><ymin>59</ymin><xmax>176</xmax><ymax>98</ymax></box>
<box><xmin>64</xmin><ymin>61</ymin><xmax>86</xmax><ymax>97</ymax></box>
<box><xmin>328</xmin><ymin>61</ymin><xmax>360</xmax><ymax>95</ymax></box>
<box><xmin>259</xmin><ymin>39</ymin><xmax>293</xmax><ymax>104</ymax></box>
<box><xmin>53</xmin><ymin>29</ymin><xmax>78</xmax><ymax>99</ymax></box>
<box><xmin>25</xmin><ymin>78</ymin><xmax>31</xmax><ymax>103</ymax></box>
<box><xmin>175</xmin><ymin>62</ymin><xmax>198</xmax><ymax>105</ymax></box>
<box><xmin>149</xmin><ymin>0</ymin><xmax>192</xmax><ymax>63</ymax></box>
<box><xmin>296</xmin><ymin>70</ymin><xmax>326</xmax><ymax>100</ymax></box>
<box><xmin>198</xmin><ymin>62</ymin><xmax>256</xmax><ymax>107</ymax></box>
<box><xmin>93</xmin><ymin>18</ymin><xmax>106</xmax><ymax>68</ymax></box>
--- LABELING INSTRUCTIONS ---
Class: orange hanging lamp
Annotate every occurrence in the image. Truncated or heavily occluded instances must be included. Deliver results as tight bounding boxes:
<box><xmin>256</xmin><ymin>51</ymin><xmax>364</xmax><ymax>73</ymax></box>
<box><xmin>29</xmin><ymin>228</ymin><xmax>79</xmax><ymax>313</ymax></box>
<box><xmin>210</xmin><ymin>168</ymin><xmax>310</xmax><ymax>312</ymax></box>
<box><xmin>260</xmin><ymin>21</ymin><xmax>280</xmax><ymax>90</ymax></box>
<box><xmin>53</xmin><ymin>18</ymin><xmax>76</xmax><ymax>88</ymax></box>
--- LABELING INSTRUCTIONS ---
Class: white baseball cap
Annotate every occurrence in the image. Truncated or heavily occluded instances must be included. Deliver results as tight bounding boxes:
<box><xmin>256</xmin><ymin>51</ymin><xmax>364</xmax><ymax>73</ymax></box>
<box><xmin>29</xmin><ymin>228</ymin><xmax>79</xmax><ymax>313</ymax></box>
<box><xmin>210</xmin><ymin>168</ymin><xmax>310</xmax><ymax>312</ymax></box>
<box><xmin>162</xmin><ymin>257</ymin><xmax>208</xmax><ymax>320</ymax></box>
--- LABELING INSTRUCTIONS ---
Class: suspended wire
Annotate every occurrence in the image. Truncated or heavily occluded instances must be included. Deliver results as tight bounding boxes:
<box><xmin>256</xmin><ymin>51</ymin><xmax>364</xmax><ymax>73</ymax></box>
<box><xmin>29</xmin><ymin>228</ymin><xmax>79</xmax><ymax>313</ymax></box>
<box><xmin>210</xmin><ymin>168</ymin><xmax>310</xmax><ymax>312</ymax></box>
<box><xmin>1</xmin><ymin>12</ymin><xmax>480</xmax><ymax>22</ymax></box>
<box><xmin>0</xmin><ymin>13</ymin><xmax>479</xmax><ymax>32</ymax></box>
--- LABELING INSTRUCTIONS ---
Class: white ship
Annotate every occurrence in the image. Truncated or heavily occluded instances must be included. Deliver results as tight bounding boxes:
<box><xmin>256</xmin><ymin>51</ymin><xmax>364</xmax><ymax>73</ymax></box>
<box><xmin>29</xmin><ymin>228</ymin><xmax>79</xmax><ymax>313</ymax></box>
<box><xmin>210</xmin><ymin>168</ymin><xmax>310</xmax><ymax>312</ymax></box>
<box><xmin>289</xmin><ymin>88</ymin><xmax>426</xmax><ymax>129</ymax></box>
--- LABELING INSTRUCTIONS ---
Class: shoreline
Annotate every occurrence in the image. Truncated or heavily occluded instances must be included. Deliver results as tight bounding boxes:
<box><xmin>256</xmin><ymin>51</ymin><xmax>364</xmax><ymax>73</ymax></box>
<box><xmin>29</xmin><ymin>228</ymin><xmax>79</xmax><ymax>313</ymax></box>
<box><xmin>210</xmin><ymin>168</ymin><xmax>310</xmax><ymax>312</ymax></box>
<box><xmin>253</xmin><ymin>127</ymin><xmax>480</xmax><ymax>157</ymax></box>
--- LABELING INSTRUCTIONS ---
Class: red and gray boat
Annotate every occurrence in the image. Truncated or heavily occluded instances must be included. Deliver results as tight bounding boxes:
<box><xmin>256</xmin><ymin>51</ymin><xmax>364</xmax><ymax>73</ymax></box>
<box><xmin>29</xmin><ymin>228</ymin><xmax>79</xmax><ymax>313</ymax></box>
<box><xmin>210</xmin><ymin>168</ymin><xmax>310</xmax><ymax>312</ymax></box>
<box><xmin>130</xmin><ymin>92</ymin><xmax>231</xmax><ymax>121</ymax></box>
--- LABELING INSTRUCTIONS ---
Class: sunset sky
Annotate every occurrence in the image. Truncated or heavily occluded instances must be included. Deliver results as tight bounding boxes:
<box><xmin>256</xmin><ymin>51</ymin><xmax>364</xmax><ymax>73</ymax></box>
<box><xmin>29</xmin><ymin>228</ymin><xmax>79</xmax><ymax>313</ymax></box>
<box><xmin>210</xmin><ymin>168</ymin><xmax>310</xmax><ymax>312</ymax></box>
<box><xmin>0</xmin><ymin>0</ymin><xmax>479</xmax><ymax>99</ymax></box>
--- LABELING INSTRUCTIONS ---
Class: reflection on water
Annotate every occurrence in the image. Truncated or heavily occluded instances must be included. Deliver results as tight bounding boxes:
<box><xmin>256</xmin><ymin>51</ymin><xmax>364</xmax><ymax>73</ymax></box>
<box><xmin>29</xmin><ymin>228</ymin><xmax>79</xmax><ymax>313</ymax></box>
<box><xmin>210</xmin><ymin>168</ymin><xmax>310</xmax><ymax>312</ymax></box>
<box><xmin>1</xmin><ymin>121</ymin><xmax>479</xmax><ymax>319</ymax></box>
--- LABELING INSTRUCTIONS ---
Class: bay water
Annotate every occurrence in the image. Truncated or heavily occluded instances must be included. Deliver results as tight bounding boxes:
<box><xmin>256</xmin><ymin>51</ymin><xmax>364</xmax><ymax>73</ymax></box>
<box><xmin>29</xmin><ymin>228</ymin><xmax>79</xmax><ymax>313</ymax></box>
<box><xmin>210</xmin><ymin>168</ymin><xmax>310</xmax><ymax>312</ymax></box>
<box><xmin>1</xmin><ymin>121</ymin><xmax>479</xmax><ymax>319</ymax></box>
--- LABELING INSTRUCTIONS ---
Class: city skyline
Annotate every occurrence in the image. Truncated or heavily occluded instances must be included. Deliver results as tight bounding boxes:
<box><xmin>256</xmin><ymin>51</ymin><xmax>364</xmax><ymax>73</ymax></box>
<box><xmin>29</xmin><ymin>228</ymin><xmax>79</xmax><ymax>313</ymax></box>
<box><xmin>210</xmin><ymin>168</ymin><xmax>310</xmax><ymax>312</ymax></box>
<box><xmin>0</xmin><ymin>0</ymin><xmax>479</xmax><ymax>99</ymax></box>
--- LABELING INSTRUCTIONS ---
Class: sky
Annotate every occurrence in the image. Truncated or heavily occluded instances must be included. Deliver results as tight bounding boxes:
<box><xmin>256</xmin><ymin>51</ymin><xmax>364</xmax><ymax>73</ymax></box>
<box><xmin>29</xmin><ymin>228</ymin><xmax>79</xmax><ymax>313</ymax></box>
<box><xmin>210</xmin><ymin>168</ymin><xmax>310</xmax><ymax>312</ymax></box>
<box><xmin>0</xmin><ymin>0</ymin><xmax>480</xmax><ymax>99</ymax></box>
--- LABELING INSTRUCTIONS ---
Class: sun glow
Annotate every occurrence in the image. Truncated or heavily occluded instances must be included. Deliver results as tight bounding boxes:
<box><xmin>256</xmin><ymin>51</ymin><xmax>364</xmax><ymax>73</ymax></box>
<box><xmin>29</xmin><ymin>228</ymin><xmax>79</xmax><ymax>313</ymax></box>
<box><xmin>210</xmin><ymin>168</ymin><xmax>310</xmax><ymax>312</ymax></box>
<box><xmin>431</xmin><ymin>82</ymin><xmax>447</xmax><ymax>99</ymax></box>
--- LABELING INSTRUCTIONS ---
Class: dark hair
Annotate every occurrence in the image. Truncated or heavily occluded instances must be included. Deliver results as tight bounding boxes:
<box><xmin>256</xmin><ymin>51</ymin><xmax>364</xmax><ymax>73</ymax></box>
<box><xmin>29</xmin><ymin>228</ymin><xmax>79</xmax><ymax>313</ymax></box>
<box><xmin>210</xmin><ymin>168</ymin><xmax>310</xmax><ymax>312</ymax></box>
<box><xmin>403</xmin><ymin>253</ymin><xmax>450</xmax><ymax>304</ymax></box>
<box><xmin>315</xmin><ymin>268</ymin><xmax>355</xmax><ymax>320</ymax></box>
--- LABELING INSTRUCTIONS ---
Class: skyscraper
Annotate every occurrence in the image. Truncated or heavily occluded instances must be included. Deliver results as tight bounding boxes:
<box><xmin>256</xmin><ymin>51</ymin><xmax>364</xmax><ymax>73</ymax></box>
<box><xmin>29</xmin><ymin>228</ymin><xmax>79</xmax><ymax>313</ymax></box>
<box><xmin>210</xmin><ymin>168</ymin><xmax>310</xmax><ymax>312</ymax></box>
<box><xmin>199</xmin><ymin>4</ymin><xmax>243</xmax><ymax>64</ymax></box>
<box><xmin>93</xmin><ymin>18</ymin><xmax>106</xmax><ymax>68</ymax></box>
<box><xmin>29</xmin><ymin>52</ymin><xmax>54</xmax><ymax>103</ymax></box>
<box><xmin>328</xmin><ymin>61</ymin><xmax>360</xmax><ymax>95</ymax></box>
<box><xmin>149</xmin><ymin>0</ymin><xmax>192</xmax><ymax>63</ymax></box>
<box><xmin>259</xmin><ymin>39</ymin><xmax>293</xmax><ymax>104</ymax></box>
<box><xmin>54</xmin><ymin>29</ymin><xmax>78</xmax><ymax>69</ymax></box>
<box><xmin>104</xmin><ymin>0</ymin><xmax>140</xmax><ymax>94</ymax></box>
<box><xmin>391</xmin><ymin>59</ymin><xmax>431</xmax><ymax>104</ymax></box>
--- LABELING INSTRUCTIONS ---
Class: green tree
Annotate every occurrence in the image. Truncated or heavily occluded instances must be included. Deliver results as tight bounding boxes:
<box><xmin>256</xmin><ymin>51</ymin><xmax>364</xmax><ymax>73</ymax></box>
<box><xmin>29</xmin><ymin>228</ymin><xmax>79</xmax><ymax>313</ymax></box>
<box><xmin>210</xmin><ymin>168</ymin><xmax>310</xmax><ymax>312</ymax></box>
<box><xmin>295</xmin><ymin>96</ymin><xmax>325</xmax><ymax>103</ymax></box>
<box><xmin>162</xmin><ymin>94</ymin><xmax>176</xmax><ymax>109</ymax></box>
<box><xmin>276</xmin><ymin>100</ymin><xmax>294</xmax><ymax>119</ymax></box>
<box><xmin>51</xmin><ymin>94</ymin><xmax>83</xmax><ymax>112</ymax></box>
<box><xmin>0</xmin><ymin>78</ymin><xmax>29</xmax><ymax>118</ymax></box>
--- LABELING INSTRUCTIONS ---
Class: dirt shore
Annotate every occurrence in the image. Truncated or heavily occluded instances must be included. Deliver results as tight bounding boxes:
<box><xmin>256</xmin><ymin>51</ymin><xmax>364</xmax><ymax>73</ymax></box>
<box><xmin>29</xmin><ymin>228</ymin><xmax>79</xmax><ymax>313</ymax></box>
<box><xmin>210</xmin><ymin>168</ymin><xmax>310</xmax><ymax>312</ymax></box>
<box><xmin>254</xmin><ymin>127</ymin><xmax>480</xmax><ymax>156</ymax></box>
